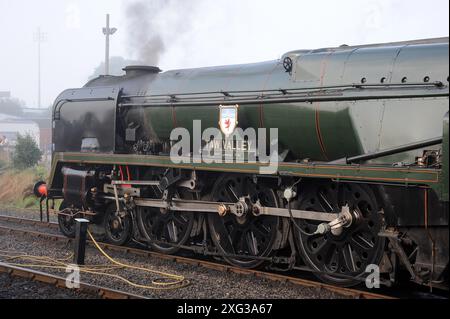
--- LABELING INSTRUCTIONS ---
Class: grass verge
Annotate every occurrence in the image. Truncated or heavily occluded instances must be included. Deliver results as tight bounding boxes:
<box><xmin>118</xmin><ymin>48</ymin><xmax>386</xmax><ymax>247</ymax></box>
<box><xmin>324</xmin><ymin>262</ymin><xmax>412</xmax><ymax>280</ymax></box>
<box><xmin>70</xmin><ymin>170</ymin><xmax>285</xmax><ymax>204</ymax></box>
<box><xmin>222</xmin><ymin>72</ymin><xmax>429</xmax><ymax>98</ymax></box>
<box><xmin>0</xmin><ymin>166</ymin><xmax>48</xmax><ymax>209</ymax></box>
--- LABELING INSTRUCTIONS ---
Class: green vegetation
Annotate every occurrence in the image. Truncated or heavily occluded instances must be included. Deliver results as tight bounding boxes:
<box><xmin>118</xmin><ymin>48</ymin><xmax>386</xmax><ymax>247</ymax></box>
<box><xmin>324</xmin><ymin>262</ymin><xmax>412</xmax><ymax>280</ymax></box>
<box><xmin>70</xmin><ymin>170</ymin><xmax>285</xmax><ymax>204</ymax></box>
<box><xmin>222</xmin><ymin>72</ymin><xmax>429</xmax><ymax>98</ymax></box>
<box><xmin>0</xmin><ymin>158</ymin><xmax>7</xmax><ymax>170</ymax></box>
<box><xmin>12</xmin><ymin>133</ymin><xmax>42</xmax><ymax>169</ymax></box>
<box><xmin>0</xmin><ymin>166</ymin><xmax>49</xmax><ymax>209</ymax></box>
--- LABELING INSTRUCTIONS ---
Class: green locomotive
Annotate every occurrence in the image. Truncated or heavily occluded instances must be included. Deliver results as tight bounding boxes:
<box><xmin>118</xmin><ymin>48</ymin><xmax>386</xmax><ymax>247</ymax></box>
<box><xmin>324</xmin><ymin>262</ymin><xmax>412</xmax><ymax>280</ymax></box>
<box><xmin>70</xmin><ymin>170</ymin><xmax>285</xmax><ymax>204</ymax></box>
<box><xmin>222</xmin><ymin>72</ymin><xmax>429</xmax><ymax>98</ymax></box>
<box><xmin>37</xmin><ymin>37</ymin><xmax>449</xmax><ymax>288</ymax></box>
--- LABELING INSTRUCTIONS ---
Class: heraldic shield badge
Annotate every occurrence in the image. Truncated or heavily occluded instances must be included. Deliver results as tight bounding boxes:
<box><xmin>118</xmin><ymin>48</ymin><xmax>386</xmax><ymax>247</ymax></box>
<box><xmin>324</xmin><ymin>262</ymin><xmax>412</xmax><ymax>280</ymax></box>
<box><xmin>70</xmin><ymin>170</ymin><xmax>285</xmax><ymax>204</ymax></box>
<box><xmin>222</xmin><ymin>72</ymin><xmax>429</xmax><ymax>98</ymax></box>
<box><xmin>219</xmin><ymin>105</ymin><xmax>239</xmax><ymax>137</ymax></box>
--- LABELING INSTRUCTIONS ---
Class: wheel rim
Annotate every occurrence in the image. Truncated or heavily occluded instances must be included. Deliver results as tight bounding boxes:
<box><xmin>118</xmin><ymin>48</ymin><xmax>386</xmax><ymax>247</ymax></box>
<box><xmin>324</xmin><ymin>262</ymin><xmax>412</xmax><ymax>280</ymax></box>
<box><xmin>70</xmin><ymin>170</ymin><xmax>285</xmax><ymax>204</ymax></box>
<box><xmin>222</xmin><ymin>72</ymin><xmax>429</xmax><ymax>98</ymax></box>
<box><xmin>294</xmin><ymin>181</ymin><xmax>385</xmax><ymax>286</ymax></box>
<box><xmin>208</xmin><ymin>175</ymin><xmax>281</xmax><ymax>268</ymax></box>
<box><xmin>57</xmin><ymin>201</ymin><xmax>76</xmax><ymax>237</ymax></box>
<box><xmin>137</xmin><ymin>188</ymin><xmax>195</xmax><ymax>254</ymax></box>
<box><xmin>104</xmin><ymin>203</ymin><xmax>131</xmax><ymax>245</ymax></box>
<box><xmin>58</xmin><ymin>214</ymin><xmax>76</xmax><ymax>237</ymax></box>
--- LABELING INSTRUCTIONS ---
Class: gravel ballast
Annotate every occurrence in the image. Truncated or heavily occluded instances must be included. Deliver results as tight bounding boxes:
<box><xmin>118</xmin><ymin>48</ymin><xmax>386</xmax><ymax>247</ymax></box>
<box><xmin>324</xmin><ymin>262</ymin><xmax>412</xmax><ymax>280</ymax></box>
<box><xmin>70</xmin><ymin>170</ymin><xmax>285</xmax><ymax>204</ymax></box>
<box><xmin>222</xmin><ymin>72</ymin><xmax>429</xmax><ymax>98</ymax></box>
<box><xmin>0</xmin><ymin>207</ymin><xmax>58</xmax><ymax>223</ymax></box>
<box><xmin>0</xmin><ymin>224</ymin><xmax>348</xmax><ymax>299</ymax></box>
<box><xmin>0</xmin><ymin>272</ymin><xmax>97</xmax><ymax>299</ymax></box>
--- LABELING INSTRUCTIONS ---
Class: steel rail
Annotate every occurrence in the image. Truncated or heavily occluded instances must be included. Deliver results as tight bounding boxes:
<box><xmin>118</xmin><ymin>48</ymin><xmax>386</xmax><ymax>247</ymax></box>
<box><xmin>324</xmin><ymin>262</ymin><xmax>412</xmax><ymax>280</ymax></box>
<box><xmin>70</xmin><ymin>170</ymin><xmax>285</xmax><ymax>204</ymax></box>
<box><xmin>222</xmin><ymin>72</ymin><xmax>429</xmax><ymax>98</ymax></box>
<box><xmin>0</xmin><ymin>215</ymin><xmax>394</xmax><ymax>299</ymax></box>
<box><xmin>0</xmin><ymin>214</ymin><xmax>59</xmax><ymax>229</ymax></box>
<box><xmin>0</xmin><ymin>261</ymin><xmax>147</xmax><ymax>299</ymax></box>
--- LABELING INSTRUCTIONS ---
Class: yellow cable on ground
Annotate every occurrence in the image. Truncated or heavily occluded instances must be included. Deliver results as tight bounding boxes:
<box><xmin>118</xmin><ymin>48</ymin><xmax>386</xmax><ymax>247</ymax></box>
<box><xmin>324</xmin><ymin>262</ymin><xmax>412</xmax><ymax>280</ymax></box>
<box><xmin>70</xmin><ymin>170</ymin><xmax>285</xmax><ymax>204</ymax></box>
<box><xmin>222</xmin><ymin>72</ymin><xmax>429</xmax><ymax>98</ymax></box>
<box><xmin>87</xmin><ymin>230</ymin><xmax>189</xmax><ymax>289</ymax></box>
<box><xmin>0</xmin><ymin>232</ymin><xmax>189</xmax><ymax>291</ymax></box>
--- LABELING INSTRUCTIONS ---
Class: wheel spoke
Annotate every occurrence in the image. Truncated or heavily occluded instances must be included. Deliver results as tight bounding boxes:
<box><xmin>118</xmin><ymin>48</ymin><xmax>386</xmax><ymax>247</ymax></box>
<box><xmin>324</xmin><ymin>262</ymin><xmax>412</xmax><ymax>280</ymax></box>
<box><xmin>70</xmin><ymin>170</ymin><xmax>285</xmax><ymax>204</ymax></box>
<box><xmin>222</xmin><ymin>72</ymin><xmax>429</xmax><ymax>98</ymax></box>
<box><xmin>166</xmin><ymin>220</ymin><xmax>178</xmax><ymax>242</ymax></box>
<box><xmin>351</xmin><ymin>233</ymin><xmax>374</xmax><ymax>250</ymax></box>
<box><xmin>226</xmin><ymin>184</ymin><xmax>240</xmax><ymax>202</ymax></box>
<box><xmin>153</xmin><ymin>218</ymin><xmax>164</xmax><ymax>237</ymax></box>
<box><xmin>318</xmin><ymin>191</ymin><xmax>334</xmax><ymax>212</ymax></box>
<box><xmin>227</xmin><ymin>227</ymin><xmax>239</xmax><ymax>254</ymax></box>
<box><xmin>252</xmin><ymin>222</ymin><xmax>270</xmax><ymax>238</ymax></box>
<box><xmin>342</xmin><ymin>243</ymin><xmax>357</xmax><ymax>272</ymax></box>
<box><xmin>246</xmin><ymin>231</ymin><xmax>259</xmax><ymax>256</ymax></box>
<box><xmin>172</xmin><ymin>214</ymin><xmax>188</xmax><ymax>227</ymax></box>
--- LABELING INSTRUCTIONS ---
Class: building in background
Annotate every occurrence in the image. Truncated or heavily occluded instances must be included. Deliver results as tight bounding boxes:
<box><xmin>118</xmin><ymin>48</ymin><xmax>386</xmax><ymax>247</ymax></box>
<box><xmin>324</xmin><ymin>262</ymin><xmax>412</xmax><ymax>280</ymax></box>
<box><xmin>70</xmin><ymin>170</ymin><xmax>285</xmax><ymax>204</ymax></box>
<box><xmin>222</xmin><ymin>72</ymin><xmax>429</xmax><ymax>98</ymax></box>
<box><xmin>21</xmin><ymin>108</ymin><xmax>52</xmax><ymax>159</ymax></box>
<box><xmin>0</xmin><ymin>113</ymin><xmax>41</xmax><ymax>164</ymax></box>
<box><xmin>0</xmin><ymin>91</ymin><xmax>11</xmax><ymax>99</ymax></box>
<box><xmin>0</xmin><ymin>113</ymin><xmax>40</xmax><ymax>146</ymax></box>
<box><xmin>1</xmin><ymin>89</ymin><xmax>52</xmax><ymax>165</ymax></box>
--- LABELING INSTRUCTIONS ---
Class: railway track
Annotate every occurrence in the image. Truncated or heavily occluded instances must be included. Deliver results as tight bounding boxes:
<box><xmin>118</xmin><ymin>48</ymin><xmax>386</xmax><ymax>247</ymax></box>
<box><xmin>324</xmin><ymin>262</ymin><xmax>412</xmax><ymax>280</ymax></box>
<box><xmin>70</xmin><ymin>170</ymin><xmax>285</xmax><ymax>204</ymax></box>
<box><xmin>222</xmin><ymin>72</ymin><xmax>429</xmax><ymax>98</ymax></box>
<box><xmin>0</xmin><ymin>213</ymin><xmax>393</xmax><ymax>299</ymax></box>
<box><xmin>0</xmin><ymin>261</ymin><xmax>147</xmax><ymax>299</ymax></box>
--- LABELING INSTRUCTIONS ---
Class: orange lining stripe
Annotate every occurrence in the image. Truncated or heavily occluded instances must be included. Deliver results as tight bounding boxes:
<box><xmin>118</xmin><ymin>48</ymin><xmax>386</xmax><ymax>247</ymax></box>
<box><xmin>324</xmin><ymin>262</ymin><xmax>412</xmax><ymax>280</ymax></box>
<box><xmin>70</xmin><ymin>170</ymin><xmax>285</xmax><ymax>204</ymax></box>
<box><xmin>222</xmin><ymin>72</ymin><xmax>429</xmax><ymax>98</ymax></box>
<box><xmin>314</xmin><ymin>51</ymin><xmax>334</xmax><ymax>161</ymax></box>
<box><xmin>171</xmin><ymin>105</ymin><xmax>178</xmax><ymax>128</ymax></box>
<box><xmin>315</xmin><ymin>103</ymin><xmax>329</xmax><ymax>160</ymax></box>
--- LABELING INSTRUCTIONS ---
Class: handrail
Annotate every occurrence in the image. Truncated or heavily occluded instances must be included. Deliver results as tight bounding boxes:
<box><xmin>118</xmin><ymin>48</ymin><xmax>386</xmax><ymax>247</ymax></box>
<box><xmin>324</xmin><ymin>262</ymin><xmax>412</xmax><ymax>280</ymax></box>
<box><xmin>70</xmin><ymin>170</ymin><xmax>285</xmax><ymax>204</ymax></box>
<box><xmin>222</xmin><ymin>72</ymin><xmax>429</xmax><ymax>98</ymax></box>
<box><xmin>118</xmin><ymin>83</ymin><xmax>448</xmax><ymax>107</ymax></box>
<box><xmin>120</xmin><ymin>81</ymin><xmax>444</xmax><ymax>99</ymax></box>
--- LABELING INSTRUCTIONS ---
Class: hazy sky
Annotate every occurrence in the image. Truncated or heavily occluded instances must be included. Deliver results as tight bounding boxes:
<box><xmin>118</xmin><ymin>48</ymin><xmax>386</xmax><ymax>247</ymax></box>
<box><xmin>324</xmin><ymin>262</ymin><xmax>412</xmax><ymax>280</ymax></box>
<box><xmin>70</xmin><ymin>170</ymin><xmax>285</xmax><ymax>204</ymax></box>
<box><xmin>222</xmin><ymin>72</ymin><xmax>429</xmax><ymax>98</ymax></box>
<box><xmin>0</xmin><ymin>0</ymin><xmax>448</xmax><ymax>107</ymax></box>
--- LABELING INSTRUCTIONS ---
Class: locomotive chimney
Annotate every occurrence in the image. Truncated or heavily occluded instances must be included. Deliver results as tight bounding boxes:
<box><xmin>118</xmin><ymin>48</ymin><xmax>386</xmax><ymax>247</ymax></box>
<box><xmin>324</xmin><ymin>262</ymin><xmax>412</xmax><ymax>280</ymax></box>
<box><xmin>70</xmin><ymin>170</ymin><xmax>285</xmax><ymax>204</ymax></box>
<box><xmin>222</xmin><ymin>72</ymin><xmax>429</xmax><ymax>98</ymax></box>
<box><xmin>123</xmin><ymin>65</ymin><xmax>162</xmax><ymax>77</ymax></box>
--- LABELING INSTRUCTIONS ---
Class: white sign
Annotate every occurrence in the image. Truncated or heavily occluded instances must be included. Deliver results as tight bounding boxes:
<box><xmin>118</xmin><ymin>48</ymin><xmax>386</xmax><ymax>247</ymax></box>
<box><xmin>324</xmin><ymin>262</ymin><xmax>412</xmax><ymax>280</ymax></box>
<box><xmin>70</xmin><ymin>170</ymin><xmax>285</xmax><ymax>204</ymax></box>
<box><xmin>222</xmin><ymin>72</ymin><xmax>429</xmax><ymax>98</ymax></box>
<box><xmin>219</xmin><ymin>105</ymin><xmax>239</xmax><ymax>137</ymax></box>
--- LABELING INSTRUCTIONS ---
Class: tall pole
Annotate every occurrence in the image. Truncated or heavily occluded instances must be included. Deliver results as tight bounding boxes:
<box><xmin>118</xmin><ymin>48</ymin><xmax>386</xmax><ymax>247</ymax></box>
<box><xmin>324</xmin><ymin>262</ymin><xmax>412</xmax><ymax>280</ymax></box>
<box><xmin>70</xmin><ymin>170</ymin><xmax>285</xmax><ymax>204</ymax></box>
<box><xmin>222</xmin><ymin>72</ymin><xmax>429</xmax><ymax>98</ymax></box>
<box><xmin>34</xmin><ymin>28</ymin><xmax>47</xmax><ymax>108</ymax></box>
<box><xmin>38</xmin><ymin>28</ymin><xmax>41</xmax><ymax>109</ymax></box>
<box><xmin>105</xmin><ymin>14</ymin><xmax>110</xmax><ymax>75</ymax></box>
<box><xmin>103</xmin><ymin>14</ymin><xmax>117</xmax><ymax>75</ymax></box>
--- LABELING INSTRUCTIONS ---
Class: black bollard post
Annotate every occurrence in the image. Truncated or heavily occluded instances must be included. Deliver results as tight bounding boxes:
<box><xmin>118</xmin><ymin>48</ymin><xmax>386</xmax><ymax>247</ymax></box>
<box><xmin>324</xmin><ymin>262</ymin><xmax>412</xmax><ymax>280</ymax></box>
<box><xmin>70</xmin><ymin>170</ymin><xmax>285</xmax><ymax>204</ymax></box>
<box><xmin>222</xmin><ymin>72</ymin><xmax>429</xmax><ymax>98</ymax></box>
<box><xmin>39</xmin><ymin>197</ymin><xmax>44</xmax><ymax>222</ymax></box>
<box><xmin>74</xmin><ymin>218</ymin><xmax>89</xmax><ymax>265</ymax></box>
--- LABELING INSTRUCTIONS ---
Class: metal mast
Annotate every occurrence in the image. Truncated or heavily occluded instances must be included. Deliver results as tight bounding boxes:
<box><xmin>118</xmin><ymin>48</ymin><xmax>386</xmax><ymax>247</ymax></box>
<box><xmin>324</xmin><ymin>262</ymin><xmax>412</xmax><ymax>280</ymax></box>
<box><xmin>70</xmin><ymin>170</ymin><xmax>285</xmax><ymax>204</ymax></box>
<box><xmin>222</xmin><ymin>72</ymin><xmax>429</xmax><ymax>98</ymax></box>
<box><xmin>102</xmin><ymin>14</ymin><xmax>117</xmax><ymax>75</ymax></box>
<box><xmin>34</xmin><ymin>27</ymin><xmax>47</xmax><ymax>108</ymax></box>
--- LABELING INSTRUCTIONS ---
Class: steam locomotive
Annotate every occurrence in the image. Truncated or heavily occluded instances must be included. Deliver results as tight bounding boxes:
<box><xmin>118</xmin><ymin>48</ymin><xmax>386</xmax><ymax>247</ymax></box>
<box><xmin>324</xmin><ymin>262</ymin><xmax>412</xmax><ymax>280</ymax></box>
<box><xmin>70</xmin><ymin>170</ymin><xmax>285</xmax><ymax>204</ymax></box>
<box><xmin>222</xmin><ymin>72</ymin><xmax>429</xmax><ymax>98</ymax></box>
<box><xmin>36</xmin><ymin>37</ymin><xmax>449</xmax><ymax>288</ymax></box>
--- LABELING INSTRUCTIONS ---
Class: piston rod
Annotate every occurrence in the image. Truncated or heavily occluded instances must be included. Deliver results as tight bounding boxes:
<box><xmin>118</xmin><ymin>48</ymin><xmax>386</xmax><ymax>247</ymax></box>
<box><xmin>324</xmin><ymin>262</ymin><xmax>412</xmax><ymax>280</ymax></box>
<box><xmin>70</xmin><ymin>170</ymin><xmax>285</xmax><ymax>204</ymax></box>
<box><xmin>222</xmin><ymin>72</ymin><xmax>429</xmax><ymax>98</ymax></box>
<box><xmin>133</xmin><ymin>198</ymin><xmax>339</xmax><ymax>222</ymax></box>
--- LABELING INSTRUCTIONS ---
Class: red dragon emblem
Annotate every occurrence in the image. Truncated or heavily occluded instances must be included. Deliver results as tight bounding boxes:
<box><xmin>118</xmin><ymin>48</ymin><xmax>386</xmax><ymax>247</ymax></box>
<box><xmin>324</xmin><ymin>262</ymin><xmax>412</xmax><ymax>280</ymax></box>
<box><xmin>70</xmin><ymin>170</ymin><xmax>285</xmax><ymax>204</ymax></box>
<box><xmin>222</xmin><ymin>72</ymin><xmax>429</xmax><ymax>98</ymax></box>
<box><xmin>224</xmin><ymin>118</ymin><xmax>231</xmax><ymax>129</ymax></box>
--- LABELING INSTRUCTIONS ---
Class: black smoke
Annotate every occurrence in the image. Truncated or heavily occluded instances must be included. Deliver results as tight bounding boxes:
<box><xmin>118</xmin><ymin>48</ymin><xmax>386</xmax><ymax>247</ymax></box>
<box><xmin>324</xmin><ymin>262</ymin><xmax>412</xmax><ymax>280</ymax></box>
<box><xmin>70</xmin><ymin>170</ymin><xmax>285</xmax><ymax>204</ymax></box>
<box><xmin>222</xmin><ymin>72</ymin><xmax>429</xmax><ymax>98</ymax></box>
<box><xmin>125</xmin><ymin>0</ymin><xmax>202</xmax><ymax>66</ymax></box>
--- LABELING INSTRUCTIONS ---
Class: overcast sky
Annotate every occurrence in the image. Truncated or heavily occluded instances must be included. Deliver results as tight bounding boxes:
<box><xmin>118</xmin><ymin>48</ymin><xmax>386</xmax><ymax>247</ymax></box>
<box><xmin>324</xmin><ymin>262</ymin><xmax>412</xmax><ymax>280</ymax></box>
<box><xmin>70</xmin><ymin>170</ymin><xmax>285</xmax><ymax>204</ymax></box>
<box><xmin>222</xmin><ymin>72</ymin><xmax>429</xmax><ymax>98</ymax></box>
<box><xmin>0</xmin><ymin>0</ymin><xmax>448</xmax><ymax>108</ymax></box>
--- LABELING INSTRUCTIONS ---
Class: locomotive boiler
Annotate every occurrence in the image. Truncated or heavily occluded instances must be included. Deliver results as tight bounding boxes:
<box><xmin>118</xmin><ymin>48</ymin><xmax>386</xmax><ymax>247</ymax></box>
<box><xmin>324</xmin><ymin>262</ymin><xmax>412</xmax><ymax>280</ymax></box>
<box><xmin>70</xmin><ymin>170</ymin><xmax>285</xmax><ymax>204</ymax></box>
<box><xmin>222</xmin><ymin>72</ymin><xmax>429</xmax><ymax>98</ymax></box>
<box><xmin>38</xmin><ymin>37</ymin><xmax>449</xmax><ymax>288</ymax></box>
